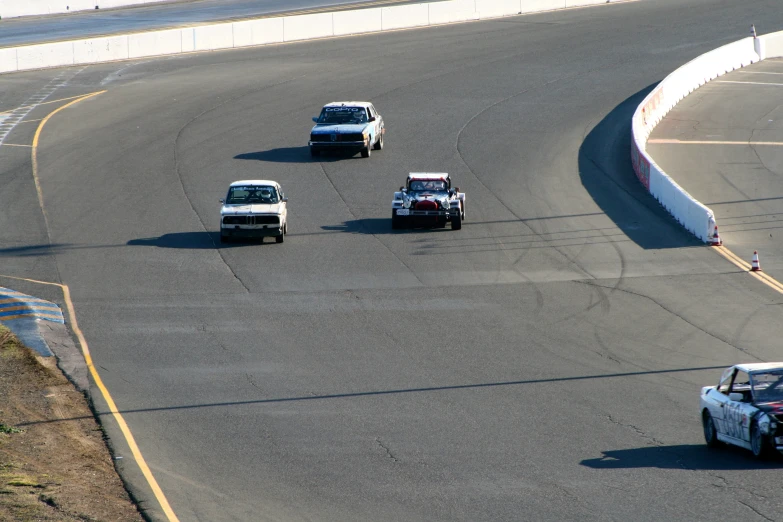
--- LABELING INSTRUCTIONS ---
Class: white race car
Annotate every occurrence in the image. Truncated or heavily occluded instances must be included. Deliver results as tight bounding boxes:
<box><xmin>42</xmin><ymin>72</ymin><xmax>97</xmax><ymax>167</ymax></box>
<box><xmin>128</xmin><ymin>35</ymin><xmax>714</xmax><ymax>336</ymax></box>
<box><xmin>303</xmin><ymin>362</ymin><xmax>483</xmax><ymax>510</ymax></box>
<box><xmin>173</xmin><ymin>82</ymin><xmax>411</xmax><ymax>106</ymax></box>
<box><xmin>219</xmin><ymin>180</ymin><xmax>288</xmax><ymax>243</ymax></box>
<box><xmin>391</xmin><ymin>173</ymin><xmax>465</xmax><ymax>230</ymax></box>
<box><xmin>309</xmin><ymin>101</ymin><xmax>385</xmax><ymax>158</ymax></box>
<box><xmin>700</xmin><ymin>363</ymin><xmax>783</xmax><ymax>458</ymax></box>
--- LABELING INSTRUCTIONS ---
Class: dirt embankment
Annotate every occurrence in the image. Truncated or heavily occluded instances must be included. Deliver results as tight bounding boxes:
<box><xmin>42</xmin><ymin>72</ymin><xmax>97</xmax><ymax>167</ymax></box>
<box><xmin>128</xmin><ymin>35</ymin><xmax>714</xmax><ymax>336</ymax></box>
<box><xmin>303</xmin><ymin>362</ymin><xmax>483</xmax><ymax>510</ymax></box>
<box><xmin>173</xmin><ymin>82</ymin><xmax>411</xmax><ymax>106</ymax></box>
<box><xmin>0</xmin><ymin>325</ymin><xmax>144</xmax><ymax>521</ymax></box>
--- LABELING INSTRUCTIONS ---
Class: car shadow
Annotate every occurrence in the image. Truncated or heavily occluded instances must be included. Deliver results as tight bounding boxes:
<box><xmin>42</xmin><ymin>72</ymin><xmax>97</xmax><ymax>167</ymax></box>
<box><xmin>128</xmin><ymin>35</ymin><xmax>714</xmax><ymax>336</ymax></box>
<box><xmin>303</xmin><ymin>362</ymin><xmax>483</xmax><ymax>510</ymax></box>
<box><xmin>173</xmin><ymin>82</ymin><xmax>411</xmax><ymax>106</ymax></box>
<box><xmin>581</xmin><ymin>444</ymin><xmax>782</xmax><ymax>470</ymax></box>
<box><xmin>322</xmin><ymin>218</ymin><xmax>456</xmax><ymax>235</ymax></box>
<box><xmin>235</xmin><ymin>146</ymin><xmax>361</xmax><ymax>163</ymax></box>
<box><xmin>578</xmin><ymin>83</ymin><xmax>703</xmax><ymax>249</ymax></box>
<box><xmin>127</xmin><ymin>232</ymin><xmax>269</xmax><ymax>249</ymax></box>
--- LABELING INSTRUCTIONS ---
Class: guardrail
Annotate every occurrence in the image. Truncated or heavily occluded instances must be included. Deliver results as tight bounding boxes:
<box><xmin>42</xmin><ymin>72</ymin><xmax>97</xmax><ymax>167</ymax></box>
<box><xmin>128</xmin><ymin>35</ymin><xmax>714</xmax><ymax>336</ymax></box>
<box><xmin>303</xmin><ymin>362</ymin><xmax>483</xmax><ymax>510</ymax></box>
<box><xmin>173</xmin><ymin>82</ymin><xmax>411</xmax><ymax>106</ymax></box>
<box><xmin>0</xmin><ymin>0</ymin><xmax>618</xmax><ymax>73</ymax></box>
<box><xmin>631</xmin><ymin>29</ymin><xmax>783</xmax><ymax>242</ymax></box>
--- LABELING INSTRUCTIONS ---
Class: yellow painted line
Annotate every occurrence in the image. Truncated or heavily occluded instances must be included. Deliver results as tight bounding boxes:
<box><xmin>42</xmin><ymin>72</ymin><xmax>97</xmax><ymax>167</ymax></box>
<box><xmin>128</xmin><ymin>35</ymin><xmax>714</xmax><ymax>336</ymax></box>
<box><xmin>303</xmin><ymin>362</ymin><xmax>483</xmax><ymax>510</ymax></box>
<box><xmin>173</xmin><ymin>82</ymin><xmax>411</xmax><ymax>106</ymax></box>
<box><xmin>0</xmin><ymin>93</ymin><xmax>109</xmax><ymax>117</ymax></box>
<box><xmin>648</xmin><ymin>139</ymin><xmax>783</xmax><ymax>146</ymax></box>
<box><xmin>713</xmin><ymin>246</ymin><xmax>783</xmax><ymax>294</ymax></box>
<box><xmin>23</xmin><ymin>90</ymin><xmax>180</xmax><ymax>522</ymax></box>
<box><xmin>1</xmin><ymin>143</ymin><xmax>33</xmax><ymax>147</ymax></box>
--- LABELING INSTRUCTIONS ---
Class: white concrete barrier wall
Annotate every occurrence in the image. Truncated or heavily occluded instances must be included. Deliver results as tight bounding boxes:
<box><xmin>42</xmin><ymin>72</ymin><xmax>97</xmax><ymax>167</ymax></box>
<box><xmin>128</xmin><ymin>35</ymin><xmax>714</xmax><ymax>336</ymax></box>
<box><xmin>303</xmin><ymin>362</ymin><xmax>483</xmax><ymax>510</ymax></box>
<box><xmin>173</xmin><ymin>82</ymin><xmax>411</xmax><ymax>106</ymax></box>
<box><xmin>382</xmin><ymin>4</ymin><xmax>430</xmax><ymax>31</ymax></box>
<box><xmin>333</xmin><ymin>8</ymin><xmax>383</xmax><ymax>37</ymax></box>
<box><xmin>758</xmin><ymin>32</ymin><xmax>783</xmax><ymax>59</ymax></box>
<box><xmin>74</xmin><ymin>35</ymin><xmax>129</xmax><ymax>64</ymax></box>
<box><xmin>521</xmin><ymin>1</ymin><xmax>566</xmax><ymax>14</ymax></box>
<box><xmin>429</xmin><ymin>0</ymin><xmax>478</xmax><ymax>24</ymax></box>
<box><xmin>284</xmin><ymin>13</ymin><xmax>334</xmax><ymax>42</ymax></box>
<box><xmin>232</xmin><ymin>18</ymin><xmax>285</xmax><ymax>48</ymax></box>
<box><xmin>477</xmin><ymin>0</ymin><xmax>522</xmax><ymax>19</ymax></box>
<box><xmin>630</xmin><ymin>36</ymin><xmax>767</xmax><ymax>242</ymax></box>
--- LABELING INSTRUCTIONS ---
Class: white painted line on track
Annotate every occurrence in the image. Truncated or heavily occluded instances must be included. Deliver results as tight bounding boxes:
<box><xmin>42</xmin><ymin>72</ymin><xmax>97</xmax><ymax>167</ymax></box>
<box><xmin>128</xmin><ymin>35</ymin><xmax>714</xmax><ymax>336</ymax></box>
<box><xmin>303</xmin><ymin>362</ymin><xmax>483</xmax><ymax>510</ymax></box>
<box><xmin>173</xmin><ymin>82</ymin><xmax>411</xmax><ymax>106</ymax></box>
<box><xmin>648</xmin><ymin>139</ymin><xmax>783</xmax><ymax>146</ymax></box>
<box><xmin>0</xmin><ymin>68</ymin><xmax>86</xmax><ymax>149</ymax></box>
<box><xmin>715</xmin><ymin>80</ymin><xmax>783</xmax><ymax>86</ymax></box>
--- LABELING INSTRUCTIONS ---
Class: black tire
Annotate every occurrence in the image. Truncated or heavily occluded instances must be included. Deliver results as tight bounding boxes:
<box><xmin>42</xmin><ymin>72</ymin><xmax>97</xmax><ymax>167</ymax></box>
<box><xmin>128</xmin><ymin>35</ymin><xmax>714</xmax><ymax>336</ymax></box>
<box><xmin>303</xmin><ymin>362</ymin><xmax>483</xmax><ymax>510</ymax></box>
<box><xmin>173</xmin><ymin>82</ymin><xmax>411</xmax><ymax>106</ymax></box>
<box><xmin>750</xmin><ymin>422</ymin><xmax>770</xmax><ymax>459</ymax></box>
<box><xmin>310</xmin><ymin>147</ymin><xmax>320</xmax><ymax>157</ymax></box>
<box><xmin>361</xmin><ymin>145</ymin><xmax>371</xmax><ymax>158</ymax></box>
<box><xmin>374</xmin><ymin>131</ymin><xmax>384</xmax><ymax>150</ymax></box>
<box><xmin>451</xmin><ymin>213</ymin><xmax>462</xmax><ymax>230</ymax></box>
<box><xmin>276</xmin><ymin>233</ymin><xmax>284</xmax><ymax>244</ymax></box>
<box><xmin>702</xmin><ymin>411</ymin><xmax>720</xmax><ymax>448</ymax></box>
<box><xmin>461</xmin><ymin>201</ymin><xmax>466</xmax><ymax>220</ymax></box>
<box><xmin>220</xmin><ymin>233</ymin><xmax>229</xmax><ymax>244</ymax></box>
<box><xmin>392</xmin><ymin>213</ymin><xmax>402</xmax><ymax>230</ymax></box>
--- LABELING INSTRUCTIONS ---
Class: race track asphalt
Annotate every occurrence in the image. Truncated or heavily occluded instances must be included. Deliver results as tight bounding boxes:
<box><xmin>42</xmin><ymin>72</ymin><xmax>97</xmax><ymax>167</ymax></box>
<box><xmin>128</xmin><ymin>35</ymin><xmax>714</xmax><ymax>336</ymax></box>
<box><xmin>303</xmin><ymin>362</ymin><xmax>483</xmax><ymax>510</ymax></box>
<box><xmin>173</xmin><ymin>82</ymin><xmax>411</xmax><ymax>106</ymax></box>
<box><xmin>2</xmin><ymin>0</ymin><xmax>783</xmax><ymax>520</ymax></box>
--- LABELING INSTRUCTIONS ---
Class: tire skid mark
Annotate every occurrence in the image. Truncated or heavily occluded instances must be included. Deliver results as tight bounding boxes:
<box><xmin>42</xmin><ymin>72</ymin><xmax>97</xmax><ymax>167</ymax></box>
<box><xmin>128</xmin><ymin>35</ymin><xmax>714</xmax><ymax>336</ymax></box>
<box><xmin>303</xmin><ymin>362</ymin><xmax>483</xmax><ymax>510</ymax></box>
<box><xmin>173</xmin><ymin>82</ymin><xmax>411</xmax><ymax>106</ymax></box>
<box><xmin>172</xmin><ymin>75</ymin><xmax>306</xmax><ymax>293</ymax></box>
<box><xmin>315</xmin><ymin>161</ymin><xmax>425</xmax><ymax>287</ymax></box>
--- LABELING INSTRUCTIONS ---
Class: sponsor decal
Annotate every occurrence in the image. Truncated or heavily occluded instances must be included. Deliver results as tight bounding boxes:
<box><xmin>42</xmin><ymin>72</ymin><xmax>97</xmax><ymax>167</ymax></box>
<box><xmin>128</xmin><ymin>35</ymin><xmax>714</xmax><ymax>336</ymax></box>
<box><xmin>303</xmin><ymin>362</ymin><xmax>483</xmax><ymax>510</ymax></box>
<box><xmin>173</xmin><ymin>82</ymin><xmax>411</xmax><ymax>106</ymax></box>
<box><xmin>631</xmin><ymin>142</ymin><xmax>650</xmax><ymax>190</ymax></box>
<box><xmin>641</xmin><ymin>87</ymin><xmax>664</xmax><ymax>130</ymax></box>
<box><xmin>324</xmin><ymin>107</ymin><xmax>361</xmax><ymax>112</ymax></box>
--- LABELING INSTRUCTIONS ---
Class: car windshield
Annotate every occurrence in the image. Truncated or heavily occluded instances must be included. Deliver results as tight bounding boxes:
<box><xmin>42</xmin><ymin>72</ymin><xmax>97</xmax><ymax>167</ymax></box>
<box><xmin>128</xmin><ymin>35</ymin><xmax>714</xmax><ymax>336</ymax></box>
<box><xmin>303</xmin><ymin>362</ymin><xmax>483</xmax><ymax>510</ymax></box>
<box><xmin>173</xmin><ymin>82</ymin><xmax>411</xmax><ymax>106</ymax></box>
<box><xmin>317</xmin><ymin>107</ymin><xmax>368</xmax><ymax>125</ymax></box>
<box><xmin>409</xmin><ymin>180</ymin><xmax>447</xmax><ymax>191</ymax></box>
<box><xmin>751</xmin><ymin>370</ymin><xmax>783</xmax><ymax>402</ymax></box>
<box><xmin>225</xmin><ymin>186</ymin><xmax>279</xmax><ymax>204</ymax></box>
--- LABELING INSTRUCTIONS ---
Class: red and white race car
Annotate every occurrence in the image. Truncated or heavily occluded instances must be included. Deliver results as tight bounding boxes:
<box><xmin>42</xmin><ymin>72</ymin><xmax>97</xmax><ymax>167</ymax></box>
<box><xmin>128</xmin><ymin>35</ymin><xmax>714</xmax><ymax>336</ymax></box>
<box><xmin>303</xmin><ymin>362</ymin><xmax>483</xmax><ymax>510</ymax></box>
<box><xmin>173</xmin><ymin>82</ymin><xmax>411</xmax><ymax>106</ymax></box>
<box><xmin>700</xmin><ymin>363</ymin><xmax>783</xmax><ymax>458</ymax></box>
<box><xmin>391</xmin><ymin>173</ymin><xmax>465</xmax><ymax>230</ymax></box>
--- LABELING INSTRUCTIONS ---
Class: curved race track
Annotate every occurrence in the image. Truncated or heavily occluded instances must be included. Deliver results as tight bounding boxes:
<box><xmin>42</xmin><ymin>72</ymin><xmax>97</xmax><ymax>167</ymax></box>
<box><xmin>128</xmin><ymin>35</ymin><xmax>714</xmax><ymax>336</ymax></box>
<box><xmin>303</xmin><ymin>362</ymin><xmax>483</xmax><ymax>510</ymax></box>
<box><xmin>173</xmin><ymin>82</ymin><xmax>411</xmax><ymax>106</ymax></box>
<box><xmin>2</xmin><ymin>0</ymin><xmax>783</xmax><ymax>520</ymax></box>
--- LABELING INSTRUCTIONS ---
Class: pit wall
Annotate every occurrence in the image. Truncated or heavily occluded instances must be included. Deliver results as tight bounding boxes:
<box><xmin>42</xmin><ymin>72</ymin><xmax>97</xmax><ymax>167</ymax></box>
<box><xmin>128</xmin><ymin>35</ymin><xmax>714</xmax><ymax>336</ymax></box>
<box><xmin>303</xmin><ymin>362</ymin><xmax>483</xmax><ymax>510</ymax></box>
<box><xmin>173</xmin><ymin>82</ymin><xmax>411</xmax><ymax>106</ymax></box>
<box><xmin>0</xmin><ymin>0</ymin><xmax>620</xmax><ymax>69</ymax></box>
<box><xmin>631</xmin><ymin>30</ymin><xmax>783</xmax><ymax>242</ymax></box>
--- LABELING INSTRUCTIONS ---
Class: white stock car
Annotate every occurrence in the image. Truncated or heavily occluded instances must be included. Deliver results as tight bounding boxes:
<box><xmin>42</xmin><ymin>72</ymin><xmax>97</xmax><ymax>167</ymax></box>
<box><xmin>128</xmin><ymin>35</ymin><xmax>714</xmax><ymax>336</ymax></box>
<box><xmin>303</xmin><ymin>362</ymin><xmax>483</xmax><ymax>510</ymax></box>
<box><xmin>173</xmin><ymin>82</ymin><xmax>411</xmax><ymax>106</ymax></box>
<box><xmin>309</xmin><ymin>101</ymin><xmax>384</xmax><ymax>158</ymax></box>
<box><xmin>391</xmin><ymin>173</ymin><xmax>465</xmax><ymax>230</ymax></box>
<box><xmin>219</xmin><ymin>180</ymin><xmax>288</xmax><ymax>243</ymax></box>
<box><xmin>700</xmin><ymin>363</ymin><xmax>783</xmax><ymax>458</ymax></box>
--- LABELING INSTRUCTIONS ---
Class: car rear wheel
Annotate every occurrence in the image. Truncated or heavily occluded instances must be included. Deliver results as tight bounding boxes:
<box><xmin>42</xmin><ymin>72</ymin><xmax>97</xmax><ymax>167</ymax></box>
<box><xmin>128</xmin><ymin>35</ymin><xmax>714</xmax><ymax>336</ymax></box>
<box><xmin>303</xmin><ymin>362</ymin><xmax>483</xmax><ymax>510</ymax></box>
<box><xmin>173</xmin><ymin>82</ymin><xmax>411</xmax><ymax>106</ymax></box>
<box><xmin>750</xmin><ymin>422</ymin><xmax>770</xmax><ymax>459</ymax></box>
<box><xmin>374</xmin><ymin>131</ymin><xmax>384</xmax><ymax>150</ymax></box>
<box><xmin>702</xmin><ymin>411</ymin><xmax>720</xmax><ymax>448</ymax></box>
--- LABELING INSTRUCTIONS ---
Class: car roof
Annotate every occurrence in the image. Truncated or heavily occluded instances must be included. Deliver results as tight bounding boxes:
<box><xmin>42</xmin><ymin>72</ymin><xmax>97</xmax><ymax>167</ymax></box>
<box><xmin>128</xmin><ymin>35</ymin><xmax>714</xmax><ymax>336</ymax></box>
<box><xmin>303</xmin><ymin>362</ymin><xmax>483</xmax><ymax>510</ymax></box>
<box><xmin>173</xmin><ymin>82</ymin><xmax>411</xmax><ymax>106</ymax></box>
<box><xmin>229</xmin><ymin>180</ymin><xmax>279</xmax><ymax>187</ymax></box>
<box><xmin>323</xmin><ymin>101</ymin><xmax>373</xmax><ymax>108</ymax></box>
<box><xmin>408</xmin><ymin>172</ymin><xmax>450</xmax><ymax>181</ymax></box>
<box><xmin>735</xmin><ymin>362</ymin><xmax>783</xmax><ymax>373</ymax></box>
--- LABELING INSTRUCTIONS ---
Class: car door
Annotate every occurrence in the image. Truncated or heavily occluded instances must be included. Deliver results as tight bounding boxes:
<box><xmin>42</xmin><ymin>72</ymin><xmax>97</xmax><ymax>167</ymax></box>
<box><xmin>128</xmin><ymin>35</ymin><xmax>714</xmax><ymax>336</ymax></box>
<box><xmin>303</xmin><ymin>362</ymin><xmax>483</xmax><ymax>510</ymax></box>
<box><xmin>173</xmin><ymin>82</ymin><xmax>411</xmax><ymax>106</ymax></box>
<box><xmin>725</xmin><ymin>370</ymin><xmax>756</xmax><ymax>444</ymax></box>
<box><xmin>368</xmin><ymin>105</ymin><xmax>381</xmax><ymax>140</ymax></box>
<box><xmin>705</xmin><ymin>367</ymin><xmax>734</xmax><ymax>436</ymax></box>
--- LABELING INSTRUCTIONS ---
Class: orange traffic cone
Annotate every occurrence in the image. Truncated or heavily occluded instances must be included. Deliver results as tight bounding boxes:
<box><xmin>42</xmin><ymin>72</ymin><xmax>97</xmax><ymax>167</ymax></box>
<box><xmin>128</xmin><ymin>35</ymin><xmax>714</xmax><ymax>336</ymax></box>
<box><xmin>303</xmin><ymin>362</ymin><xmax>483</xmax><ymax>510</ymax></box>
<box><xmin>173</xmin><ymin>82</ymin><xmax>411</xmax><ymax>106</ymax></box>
<box><xmin>751</xmin><ymin>251</ymin><xmax>762</xmax><ymax>271</ymax></box>
<box><xmin>709</xmin><ymin>225</ymin><xmax>722</xmax><ymax>246</ymax></box>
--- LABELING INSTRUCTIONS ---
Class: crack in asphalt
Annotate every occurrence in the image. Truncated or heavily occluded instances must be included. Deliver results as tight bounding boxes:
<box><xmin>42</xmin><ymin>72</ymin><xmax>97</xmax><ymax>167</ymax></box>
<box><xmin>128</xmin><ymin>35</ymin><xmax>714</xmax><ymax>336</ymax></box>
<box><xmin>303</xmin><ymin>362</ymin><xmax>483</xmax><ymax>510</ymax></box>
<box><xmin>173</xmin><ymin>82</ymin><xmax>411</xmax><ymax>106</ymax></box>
<box><xmin>737</xmin><ymin>500</ymin><xmax>774</xmax><ymax>521</ymax></box>
<box><xmin>375</xmin><ymin>438</ymin><xmax>399</xmax><ymax>463</ymax></box>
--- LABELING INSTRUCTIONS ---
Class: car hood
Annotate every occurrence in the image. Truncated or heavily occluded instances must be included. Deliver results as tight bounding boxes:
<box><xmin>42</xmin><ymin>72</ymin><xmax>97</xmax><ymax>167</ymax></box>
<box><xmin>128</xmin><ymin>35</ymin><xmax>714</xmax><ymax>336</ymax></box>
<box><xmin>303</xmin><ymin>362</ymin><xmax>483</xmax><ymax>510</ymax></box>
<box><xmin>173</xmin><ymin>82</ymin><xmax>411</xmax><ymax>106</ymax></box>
<box><xmin>311</xmin><ymin>124</ymin><xmax>368</xmax><ymax>134</ymax></box>
<box><xmin>221</xmin><ymin>203</ymin><xmax>283</xmax><ymax>215</ymax></box>
<box><xmin>755</xmin><ymin>401</ymin><xmax>783</xmax><ymax>414</ymax></box>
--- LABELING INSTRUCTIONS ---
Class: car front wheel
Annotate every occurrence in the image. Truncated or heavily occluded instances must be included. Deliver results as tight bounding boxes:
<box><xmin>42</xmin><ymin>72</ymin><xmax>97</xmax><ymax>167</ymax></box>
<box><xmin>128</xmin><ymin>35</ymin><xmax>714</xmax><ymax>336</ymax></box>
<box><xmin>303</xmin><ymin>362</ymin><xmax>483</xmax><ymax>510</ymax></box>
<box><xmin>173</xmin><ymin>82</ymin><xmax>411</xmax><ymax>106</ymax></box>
<box><xmin>702</xmin><ymin>411</ymin><xmax>720</xmax><ymax>448</ymax></box>
<box><xmin>750</xmin><ymin>422</ymin><xmax>770</xmax><ymax>459</ymax></box>
<box><xmin>374</xmin><ymin>131</ymin><xmax>384</xmax><ymax>150</ymax></box>
<box><xmin>451</xmin><ymin>213</ymin><xmax>462</xmax><ymax>230</ymax></box>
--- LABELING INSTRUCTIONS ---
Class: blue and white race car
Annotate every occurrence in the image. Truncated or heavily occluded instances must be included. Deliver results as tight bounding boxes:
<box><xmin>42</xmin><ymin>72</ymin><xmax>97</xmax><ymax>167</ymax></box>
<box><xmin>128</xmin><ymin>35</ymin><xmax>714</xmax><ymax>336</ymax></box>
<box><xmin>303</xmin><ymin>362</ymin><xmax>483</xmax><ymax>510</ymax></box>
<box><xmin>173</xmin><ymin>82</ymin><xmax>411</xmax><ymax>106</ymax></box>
<box><xmin>309</xmin><ymin>101</ymin><xmax>385</xmax><ymax>158</ymax></box>
<box><xmin>700</xmin><ymin>362</ymin><xmax>783</xmax><ymax>459</ymax></box>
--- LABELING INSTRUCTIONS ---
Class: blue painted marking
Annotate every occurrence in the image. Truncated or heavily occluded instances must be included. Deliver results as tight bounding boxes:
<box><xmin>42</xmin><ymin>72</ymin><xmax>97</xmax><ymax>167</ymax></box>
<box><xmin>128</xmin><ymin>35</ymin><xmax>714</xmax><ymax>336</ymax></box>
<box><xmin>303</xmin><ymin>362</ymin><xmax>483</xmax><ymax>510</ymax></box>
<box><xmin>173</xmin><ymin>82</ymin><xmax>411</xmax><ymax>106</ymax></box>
<box><xmin>0</xmin><ymin>287</ymin><xmax>64</xmax><ymax>324</ymax></box>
